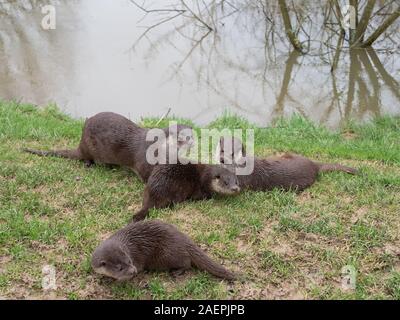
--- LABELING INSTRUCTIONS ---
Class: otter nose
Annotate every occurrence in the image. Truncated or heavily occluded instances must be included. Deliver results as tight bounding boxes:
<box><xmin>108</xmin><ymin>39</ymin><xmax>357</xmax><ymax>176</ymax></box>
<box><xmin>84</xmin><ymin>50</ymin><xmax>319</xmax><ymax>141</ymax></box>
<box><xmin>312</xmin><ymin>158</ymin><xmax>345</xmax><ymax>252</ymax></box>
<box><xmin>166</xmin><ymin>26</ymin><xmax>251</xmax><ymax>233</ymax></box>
<box><xmin>230</xmin><ymin>185</ymin><xmax>240</xmax><ymax>193</ymax></box>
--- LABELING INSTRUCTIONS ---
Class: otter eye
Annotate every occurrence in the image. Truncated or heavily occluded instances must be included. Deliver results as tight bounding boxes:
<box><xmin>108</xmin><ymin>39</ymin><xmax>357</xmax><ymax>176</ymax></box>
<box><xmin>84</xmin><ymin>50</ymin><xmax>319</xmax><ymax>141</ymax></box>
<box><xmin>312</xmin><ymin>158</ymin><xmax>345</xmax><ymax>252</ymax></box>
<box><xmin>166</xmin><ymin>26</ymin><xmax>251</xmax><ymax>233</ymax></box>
<box><xmin>100</xmin><ymin>261</ymin><xmax>106</xmax><ymax>267</ymax></box>
<box><xmin>215</xmin><ymin>174</ymin><xmax>220</xmax><ymax>179</ymax></box>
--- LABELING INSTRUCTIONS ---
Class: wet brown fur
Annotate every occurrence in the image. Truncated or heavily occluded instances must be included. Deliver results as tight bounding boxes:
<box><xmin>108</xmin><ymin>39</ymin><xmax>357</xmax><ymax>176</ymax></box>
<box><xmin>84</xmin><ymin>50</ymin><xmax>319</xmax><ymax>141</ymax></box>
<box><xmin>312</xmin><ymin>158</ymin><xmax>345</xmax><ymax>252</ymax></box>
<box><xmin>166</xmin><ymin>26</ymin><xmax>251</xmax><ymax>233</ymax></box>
<box><xmin>91</xmin><ymin>220</ymin><xmax>235</xmax><ymax>281</ymax></box>
<box><xmin>132</xmin><ymin>163</ymin><xmax>240</xmax><ymax>221</ymax></box>
<box><xmin>23</xmin><ymin>112</ymin><xmax>193</xmax><ymax>182</ymax></box>
<box><xmin>218</xmin><ymin>137</ymin><xmax>358</xmax><ymax>192</ymax></box>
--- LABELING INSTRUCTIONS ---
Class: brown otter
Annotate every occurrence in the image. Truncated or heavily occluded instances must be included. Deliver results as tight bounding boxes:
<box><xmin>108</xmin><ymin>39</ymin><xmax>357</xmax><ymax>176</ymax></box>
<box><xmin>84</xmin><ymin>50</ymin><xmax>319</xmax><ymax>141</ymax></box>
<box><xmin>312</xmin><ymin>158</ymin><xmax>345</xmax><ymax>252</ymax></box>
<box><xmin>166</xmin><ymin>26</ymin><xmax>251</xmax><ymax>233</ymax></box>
<box><xmin>217</xmin><ymin>136</ymin><xmax>358</xmax><ymax>192</ymax></box>
<box><xmin>132</xmin><ymin>162</ymin><xmax>240</xmax><ymax>221</ymax></box>
<box><xmin>23</xmin><ymin>112</ymin><xmax>194</xmax><ymax>182</ymax></box>
<box><xmin>91</xmin><ymin>220</ymin><xmax>235</xmax><ymax>281</ymax></box>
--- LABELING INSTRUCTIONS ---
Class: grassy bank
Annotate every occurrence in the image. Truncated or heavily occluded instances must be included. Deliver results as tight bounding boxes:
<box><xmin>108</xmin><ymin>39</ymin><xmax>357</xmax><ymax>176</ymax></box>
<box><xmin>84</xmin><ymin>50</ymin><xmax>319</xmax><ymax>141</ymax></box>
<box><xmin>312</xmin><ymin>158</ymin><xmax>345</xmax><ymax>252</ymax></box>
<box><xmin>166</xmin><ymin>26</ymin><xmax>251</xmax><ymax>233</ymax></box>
<box><xmin>0</xmin><ymin>100</ymin><xmax>399</xmax><ymax>300</ymax></box>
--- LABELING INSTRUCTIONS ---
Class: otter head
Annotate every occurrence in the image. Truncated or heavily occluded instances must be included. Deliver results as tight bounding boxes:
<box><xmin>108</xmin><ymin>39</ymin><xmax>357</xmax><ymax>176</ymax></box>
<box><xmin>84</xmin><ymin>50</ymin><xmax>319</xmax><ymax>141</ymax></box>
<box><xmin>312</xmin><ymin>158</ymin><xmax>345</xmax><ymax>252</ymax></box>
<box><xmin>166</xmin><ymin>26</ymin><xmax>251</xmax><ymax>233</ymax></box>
<box><xmin>216</xmin><ymin>136</ymin><xmax>246</xmax><ymax>166</ymax></box>
<box><xmin>210</xmin><ymin>166</ymin><xmax>241</xmax><ymax>195</ymax></box>
<box><xmin>91</xmin><ymin>240</ymin><xmax>137</xmax><ymax>281</ymax></box>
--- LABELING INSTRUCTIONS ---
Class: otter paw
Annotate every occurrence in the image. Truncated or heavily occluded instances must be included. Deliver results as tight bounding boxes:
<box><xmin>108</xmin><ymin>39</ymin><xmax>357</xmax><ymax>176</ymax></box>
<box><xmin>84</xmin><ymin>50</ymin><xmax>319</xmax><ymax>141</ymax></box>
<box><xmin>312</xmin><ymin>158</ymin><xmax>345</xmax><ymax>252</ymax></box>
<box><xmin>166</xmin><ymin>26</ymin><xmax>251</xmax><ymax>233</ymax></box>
<box><xmin>132</xmin><ymin>215</ymin><xmax>145</xmax><ymax>222</ymax></box>
<box><xmin>84</xmin><ymin>160</ymin><xmax>94</xmax><ymax>168</ymax></box>
<box><xmin>171</xmin><ymin>269</ymin><xmax>186</xmax><ymax>278</ymax></box>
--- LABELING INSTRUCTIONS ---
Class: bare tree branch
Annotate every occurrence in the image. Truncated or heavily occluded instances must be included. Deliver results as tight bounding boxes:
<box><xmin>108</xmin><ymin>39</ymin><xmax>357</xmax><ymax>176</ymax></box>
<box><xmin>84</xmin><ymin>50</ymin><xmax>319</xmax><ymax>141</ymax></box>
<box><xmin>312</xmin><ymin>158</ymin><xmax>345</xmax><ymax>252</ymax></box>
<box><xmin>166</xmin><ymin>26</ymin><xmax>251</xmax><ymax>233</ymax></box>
<box><xmin>361</xmin><ymin>6</ymin><xmax>400</xmax><ymax>47</ymax></box>
<box><xmin>129</xmin><ymin>11</ymin><xmax>186</xmax><ymax>51</ymax></box>
<box><xmin>278</xmin><ymin>0</ymin><xmax>304</xmax><ymax>52</ymax></box>
<box><xmin>353</xmin><ymin>0</ymin><xmax>376</xmax><ymax>45</ymax></box>
<box><xmin>181</xmin><ymin>0</ymin><xmax>213</xmax><ymax>31</ymax></box>
<box><xmin>129</xmin><ymin>0</ymin><xmax>185</xmax><ymax>13</ymax></box>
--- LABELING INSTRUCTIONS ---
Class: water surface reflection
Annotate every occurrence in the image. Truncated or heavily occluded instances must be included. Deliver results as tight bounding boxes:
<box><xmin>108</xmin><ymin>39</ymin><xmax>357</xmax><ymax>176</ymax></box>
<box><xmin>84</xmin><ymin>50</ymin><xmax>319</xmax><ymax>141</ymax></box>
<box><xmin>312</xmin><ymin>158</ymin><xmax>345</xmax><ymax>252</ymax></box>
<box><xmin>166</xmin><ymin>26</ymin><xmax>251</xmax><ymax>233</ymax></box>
<box><xmin>0</xmin><ymin>0</ymin><xmax>399</xmax><ymax>127</ymax></box>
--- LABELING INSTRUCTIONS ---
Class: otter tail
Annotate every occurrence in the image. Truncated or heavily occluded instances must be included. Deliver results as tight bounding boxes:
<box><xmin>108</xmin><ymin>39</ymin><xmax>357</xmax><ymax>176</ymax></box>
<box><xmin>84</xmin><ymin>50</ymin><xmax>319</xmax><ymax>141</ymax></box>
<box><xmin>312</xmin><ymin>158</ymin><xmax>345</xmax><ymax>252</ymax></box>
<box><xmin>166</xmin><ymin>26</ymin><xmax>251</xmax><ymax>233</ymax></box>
<box><xmin>23</xmin><ymin>148</ymin><xmax>82</xmax><ymax>160</ymax></box>
<box><xmin>187</xmin><ymin>245</ymin><xmax>235</xmax><ymax>280</ymax></box>
<box><xmin>132</xmin><ymin>206</ymin><xmax>150</xmax><ymax>222</ymax></box>
<box><xmin>316</xmin><ymin>162</ymin><xmax>358</xmax><ymax>175</ymax></box>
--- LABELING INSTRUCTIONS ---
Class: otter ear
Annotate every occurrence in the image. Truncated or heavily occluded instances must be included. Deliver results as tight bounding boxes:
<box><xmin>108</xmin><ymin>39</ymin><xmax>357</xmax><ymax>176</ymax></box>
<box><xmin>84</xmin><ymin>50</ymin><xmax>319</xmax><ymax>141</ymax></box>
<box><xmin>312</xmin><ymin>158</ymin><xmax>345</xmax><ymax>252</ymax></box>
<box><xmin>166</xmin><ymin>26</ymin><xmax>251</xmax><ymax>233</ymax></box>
<box><xmin>210</xmin><ymin>166</ymin><xmax>221</xmax><ymax>178</ymax></box>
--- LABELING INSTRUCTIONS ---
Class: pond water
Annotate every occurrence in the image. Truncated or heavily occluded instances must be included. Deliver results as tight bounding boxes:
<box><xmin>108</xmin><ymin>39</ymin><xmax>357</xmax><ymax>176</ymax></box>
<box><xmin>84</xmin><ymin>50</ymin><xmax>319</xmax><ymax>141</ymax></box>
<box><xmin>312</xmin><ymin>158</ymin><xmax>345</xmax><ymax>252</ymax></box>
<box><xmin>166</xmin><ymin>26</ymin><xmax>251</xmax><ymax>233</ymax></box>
<box><xmin>0</xmin><ymin>0</ymin><xmax>399</xmax><ymax>127</ymax></box>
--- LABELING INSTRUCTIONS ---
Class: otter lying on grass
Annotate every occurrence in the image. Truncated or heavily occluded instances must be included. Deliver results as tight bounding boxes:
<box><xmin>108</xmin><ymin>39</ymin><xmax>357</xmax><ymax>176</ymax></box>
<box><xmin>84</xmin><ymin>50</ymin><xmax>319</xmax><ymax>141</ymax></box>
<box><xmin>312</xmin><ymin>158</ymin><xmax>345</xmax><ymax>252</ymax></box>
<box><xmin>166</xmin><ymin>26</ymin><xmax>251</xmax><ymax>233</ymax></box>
<box><xmin>132</xmin><ymin>162</ymin><xmax>240</xmax><ymax>221</ymax></box>
<box><xmin>217</xmin><ymin>136</ymin><xmax>358</xmax><ymax>192</ymax></box>
<box><xmin>92</xmin><ymin>220</ymin><xmax>235</xmax><ymax>281</ymax></box>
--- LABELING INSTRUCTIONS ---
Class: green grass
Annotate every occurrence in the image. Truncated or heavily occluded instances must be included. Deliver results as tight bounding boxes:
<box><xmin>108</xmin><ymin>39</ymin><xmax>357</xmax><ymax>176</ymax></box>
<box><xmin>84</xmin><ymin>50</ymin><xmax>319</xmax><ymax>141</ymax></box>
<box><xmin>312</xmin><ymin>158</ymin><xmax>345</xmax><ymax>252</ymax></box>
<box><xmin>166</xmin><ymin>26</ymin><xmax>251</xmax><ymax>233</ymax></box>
<box><xmin>0</xmin><ymin>100</ymin><xmax>399</xmax><ymax>300</ymax></box>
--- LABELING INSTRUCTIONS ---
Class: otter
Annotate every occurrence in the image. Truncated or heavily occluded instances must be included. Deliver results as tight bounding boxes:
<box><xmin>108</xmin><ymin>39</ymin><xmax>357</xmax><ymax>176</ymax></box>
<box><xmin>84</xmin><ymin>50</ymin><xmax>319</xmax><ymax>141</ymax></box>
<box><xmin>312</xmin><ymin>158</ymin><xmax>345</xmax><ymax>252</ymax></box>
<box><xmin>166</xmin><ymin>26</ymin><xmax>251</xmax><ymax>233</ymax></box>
<box><xmin>132</xmin><ymin>162</ymin><xmax>240</xmax><ymax>221</ymax></box>
<box><xmin>217</xmin><ymin>136</ymin><xmax>357</xmax><ymax>192</ymax></box>
<box><xmin>91</xmin><ymin>220</ymin><xmax>235</xmax><ymax>281</ymax></box>
<box><xmin>23</xmin><ymin>112</ymin><xmax>194</xmax><ymax>182</ymax></box>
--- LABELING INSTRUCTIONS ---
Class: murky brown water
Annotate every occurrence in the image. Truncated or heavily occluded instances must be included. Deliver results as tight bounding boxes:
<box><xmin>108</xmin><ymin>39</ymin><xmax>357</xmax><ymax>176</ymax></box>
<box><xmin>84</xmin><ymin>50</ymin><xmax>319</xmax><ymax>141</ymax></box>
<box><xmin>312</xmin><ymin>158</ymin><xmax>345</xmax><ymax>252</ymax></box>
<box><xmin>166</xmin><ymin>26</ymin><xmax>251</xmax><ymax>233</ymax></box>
<box><xmin>0</xmin><ymin>0</ymin><xmax>399</xmax><ymax>127</ymax></box>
